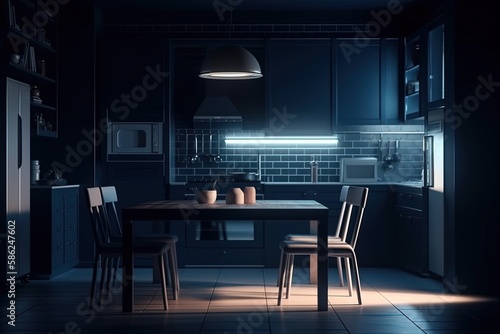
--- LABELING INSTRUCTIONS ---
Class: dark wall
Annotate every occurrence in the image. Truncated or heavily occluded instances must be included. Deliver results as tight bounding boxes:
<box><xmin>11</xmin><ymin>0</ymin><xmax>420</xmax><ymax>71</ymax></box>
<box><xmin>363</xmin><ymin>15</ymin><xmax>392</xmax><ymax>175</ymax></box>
<box><xmin>444</xmin><ymin>0</ymin><xmax>500</xmax><ymax>297</ymax></box>
<box><xmin>56</xmin><ymin>2</ymin><xmax>101</xmax><ymax>266</ymax></box>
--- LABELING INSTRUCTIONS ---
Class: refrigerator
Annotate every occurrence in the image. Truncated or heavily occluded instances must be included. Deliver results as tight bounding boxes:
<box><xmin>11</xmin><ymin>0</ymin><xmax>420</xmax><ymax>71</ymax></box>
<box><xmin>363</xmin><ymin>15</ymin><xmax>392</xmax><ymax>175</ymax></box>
<box><xmin>424</xmin><ymin>108</ymin><xmax>444</xmax><ymax>276</ymax></box>
<box><xmin>1</xmin><ymin>78</ymin><xmax>31</xmax><ymax>283</ymax></box>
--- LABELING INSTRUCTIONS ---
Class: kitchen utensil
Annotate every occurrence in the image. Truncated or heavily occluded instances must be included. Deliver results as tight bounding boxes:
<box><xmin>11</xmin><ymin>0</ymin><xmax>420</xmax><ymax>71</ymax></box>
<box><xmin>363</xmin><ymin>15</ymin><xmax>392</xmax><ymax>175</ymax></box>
<box><xmin>384</xmin><ymin>139</ymin><xmax>392</xmax><ymax>163</ymax></box>
<box><xmin>384</xmin><ymin>139</ymin><xmax>393</xmax><ymax>171</ymax></box>
<box><xmin>183</xmin><ymin>134</ymin><xmax>190</xmax><ymax>163</ymax></box>
<box><xmin>229</xmin><ymin>172</ymin><xmax>258</xmax><ymax>182</ymax></box>
<box><xmin>378</xmin><ymin>139</ymin><xmax>382</xmax><ymax>161</ymax></box>
<box><xmin>191</xmin><ymin>135</ymin><xmax>199</xmax><ymax>163</ymax></box>
<box><xmin>214</xmin><ymin>135</ymin><xmax>222</xmax><ymax>162</ymax></box>
<box><xmin>393</xmin><ymin>139</ymin><xmax>401</xmax><ymax>162</ymax></box>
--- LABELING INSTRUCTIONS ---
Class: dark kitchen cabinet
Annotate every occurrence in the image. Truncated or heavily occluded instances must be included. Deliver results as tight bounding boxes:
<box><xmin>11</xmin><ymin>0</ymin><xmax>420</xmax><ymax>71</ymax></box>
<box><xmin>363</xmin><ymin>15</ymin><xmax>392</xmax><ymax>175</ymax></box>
<box><xmin>267</xmin><ymin>39</ymin><xmax>332</xmax><ymax>135</ymax></box>
<box><xmin>393</xmin><ymin>186</ymin><xmax>428</xmax><ymax>275</ymax></box>
<box><xmin>403</xmin><ymin>21</ymin><xmax>445</xmax><ymax>120</ymax></box>
<box><xmin>30</xmin><ymin>185</ymin><xmax>79</xmax><ymax>279</ymax></box>
<box><xmin>100</xmin><ymin>34</ymin><xmax>167</xmax><ymax>123</ymax></box>
<box><xmin>334</xmin><ymin>38</ymin><xmax>400</xmax><ymax>125</ymax></box>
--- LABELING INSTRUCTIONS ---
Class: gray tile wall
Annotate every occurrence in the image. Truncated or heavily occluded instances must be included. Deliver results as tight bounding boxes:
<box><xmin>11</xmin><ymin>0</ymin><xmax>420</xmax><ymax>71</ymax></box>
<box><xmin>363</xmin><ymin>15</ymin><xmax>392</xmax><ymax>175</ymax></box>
<box><xmin>173</xmin><ymin>126</ymin><xmax>424</xmax><ymax>183</ymax></box>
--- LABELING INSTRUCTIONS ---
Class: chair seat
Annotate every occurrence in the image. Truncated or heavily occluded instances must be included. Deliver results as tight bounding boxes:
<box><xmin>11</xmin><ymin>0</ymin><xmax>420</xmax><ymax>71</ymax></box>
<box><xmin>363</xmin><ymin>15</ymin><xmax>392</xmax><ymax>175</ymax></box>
<box><xmin>285</xmin><ymin>234</ymin><xmax>341</xmax><ymax>243</ymax></box>
<box><xmin>281</xmin><ymin>239</ymin><xmax>355</xmax><ymax>255</ymax></box>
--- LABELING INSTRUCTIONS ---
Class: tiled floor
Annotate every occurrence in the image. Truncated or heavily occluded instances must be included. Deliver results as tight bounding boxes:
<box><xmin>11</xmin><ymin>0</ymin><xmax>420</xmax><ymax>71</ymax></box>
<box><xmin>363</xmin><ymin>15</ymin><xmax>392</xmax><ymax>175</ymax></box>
<box><xmin>1</xmin><ymin>267</ymin><xmax>499</xmax><ymax>333</ymax></box>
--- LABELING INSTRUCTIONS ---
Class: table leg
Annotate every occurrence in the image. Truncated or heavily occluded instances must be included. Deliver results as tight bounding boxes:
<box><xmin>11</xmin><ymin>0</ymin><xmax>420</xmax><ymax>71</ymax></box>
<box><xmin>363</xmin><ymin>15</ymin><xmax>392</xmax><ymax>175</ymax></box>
<box><xmin>122</xmin><ymin>212</ymin><xmax>134</xmax><ymax>312</ymax></box>
<box><xmin>317</xmin><ymin>217</ymin><xmax>328</xmax><ymax>311</ymax></box>
<box><xmin>309</xmin><ymin>220</ymin><xmax>318</xmax><ymax>284</ymax></box>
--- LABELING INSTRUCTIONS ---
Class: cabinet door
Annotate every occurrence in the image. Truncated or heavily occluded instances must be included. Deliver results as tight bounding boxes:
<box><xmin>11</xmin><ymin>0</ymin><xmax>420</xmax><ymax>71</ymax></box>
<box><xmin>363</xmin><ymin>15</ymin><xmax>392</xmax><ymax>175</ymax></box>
<box><xmin>428</xmin><ymin>24</ymin><xmax>445</xmax><ymax>109</ymax></box>
<box><xmin>334</xmin><ymin>38</ymin><xmax>401</xmax><ymax>124</ymax></box>
<box><xmin>335</xmin><ymin>39</ymin><xmax>381</xmax><ymax>125</ymax></box>
<box><xmin>101</xmin><ymin>35</ymin><xmax>167</xmax><ymax>122</ymax></box>
<box><xmin>64</xmin><ymin>188</ymin><xmax>79</xmax><ymax>263</ymax></box>
<box><xmin>51</xmin><ymin>190</ymin><xmax>65</xmax><ymax>268</ymax></box>
<box><xmin>268</xmin><ymin>39</ymin><xmax>332</xmax><ymax>135</ymax></box>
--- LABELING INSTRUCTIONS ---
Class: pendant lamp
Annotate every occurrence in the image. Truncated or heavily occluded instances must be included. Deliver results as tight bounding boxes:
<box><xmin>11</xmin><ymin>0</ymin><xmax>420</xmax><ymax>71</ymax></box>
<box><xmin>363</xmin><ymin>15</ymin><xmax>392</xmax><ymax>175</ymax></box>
<box><xmin>199</xmin><ymin>45</ymin><xmax>263</xmax><ymax>80</ymax></box>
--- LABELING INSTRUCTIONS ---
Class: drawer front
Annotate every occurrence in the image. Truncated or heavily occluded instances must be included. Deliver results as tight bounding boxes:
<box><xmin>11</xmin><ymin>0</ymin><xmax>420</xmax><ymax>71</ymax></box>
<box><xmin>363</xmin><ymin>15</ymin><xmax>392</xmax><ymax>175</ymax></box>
<box><xmin>64</xmin><ymin>190</ymin><xmax>79</xmax><ymax>223</ymax></box>
<box><xmin>65</xmin><ymin>241</ymin><xmax>78</xmax><ymax>262</ymax></box>
<box><xmin>52</xmin><ymin>242</ymin><xmax>65</xmax><ymax>267</ymax></box>
<box><xmin>395</xmin><ymin>192</ymin><xmax>422</xmax><ymax>210</ymax></box>
<box><xmin>65</xmin><ymin>223</ymin><xmax>78</xmax><ymax>242</ymax></box>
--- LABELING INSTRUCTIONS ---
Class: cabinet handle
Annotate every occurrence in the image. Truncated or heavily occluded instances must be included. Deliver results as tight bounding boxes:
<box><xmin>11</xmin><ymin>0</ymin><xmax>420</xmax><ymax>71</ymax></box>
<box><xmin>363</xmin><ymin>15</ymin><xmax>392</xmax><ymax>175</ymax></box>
<box><xmin>56</xmin><ymin>228</ymin><xmax>63</xmax><ymax>232</ymax></box>
<box><xmin>303</xmin><ymin>191</ymin><xmax>317</xmax><ymax>196</ymax></box>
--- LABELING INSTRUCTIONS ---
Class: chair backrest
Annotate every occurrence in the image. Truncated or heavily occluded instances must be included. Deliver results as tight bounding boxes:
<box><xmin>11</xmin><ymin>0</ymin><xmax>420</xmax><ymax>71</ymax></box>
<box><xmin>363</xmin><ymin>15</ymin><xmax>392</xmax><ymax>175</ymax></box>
<box><xmin>100</xmin><ymin>186</ymin><xmax>122</xmax><ymax>236</ymax></box>
<box><xmin>333</xmin><ymin>186</ymin><xmax>350</xmax><ymax>238</ymax></box>
<box><xmin>338</xmin><ymin>186</ymin><xmax>369</xmax><ymax>249</ymax></box>
<box><xmin>85</xmin><ymin>187</ymin><xmax>112</xmax><ymax>250</ymax></box>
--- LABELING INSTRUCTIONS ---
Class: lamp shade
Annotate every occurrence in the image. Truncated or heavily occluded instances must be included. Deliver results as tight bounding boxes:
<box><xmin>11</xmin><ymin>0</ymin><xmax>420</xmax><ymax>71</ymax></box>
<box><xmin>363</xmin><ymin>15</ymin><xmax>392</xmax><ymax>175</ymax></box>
<box><xmin>199</xmin><ymin>45</ymin><xmax>263</xmax><ymax>80</ymax></box>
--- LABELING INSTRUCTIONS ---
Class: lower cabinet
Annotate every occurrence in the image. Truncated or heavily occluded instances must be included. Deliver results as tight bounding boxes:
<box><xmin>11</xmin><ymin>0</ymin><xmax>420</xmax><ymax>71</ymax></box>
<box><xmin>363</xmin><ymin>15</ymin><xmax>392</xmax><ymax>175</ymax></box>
<box><xmin>393</xmin><ymin>186</ymin><xmax>428</xmax><ymax>275</ymax></box>
<box><xmin>31</xmin><ymin>185</ymin><xmax>79</xmax><ymax>279</ymax></box>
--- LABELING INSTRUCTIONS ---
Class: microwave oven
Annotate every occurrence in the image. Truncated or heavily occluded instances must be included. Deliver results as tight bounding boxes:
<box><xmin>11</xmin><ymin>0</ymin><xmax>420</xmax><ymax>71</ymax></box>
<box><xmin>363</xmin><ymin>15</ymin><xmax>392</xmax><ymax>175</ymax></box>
<box><xmin>107</xmin><ymin>122</ymin><xmax>162</xmax><ymax>154</ymax></box>
<box><xmin>340</xmin><ymin>157</ymin><xmax>378</xmax><ymax>183</ymax></box>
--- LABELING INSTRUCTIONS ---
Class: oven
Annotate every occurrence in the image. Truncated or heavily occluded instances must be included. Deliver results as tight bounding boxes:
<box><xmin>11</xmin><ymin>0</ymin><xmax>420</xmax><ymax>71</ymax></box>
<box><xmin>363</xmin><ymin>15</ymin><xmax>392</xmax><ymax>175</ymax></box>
<box><xmin>183</xmin><ymin>178</ymin><xmax>265</xmax><ymax>266</ymax></box>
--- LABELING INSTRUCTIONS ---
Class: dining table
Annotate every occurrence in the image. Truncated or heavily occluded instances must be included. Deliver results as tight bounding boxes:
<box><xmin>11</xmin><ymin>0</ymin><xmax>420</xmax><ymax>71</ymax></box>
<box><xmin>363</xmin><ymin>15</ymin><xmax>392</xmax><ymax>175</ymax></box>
<box><xmin>121</xmin><ymin>199</ymin><xmax>330</xmax><ymax>312</ymax></box>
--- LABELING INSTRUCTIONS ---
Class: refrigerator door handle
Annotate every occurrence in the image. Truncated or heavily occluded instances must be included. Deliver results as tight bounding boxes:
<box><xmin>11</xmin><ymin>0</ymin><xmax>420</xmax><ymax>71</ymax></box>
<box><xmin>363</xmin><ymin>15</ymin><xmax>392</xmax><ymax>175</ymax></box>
<box><xmin>18</xmin><ymin>115</ymin><xmax>22</xmax><ymax>169</ymax></box>
<box><xmin>423</xmin><ymin>135</ymin><xmax>434</xmax><ymax>187</ymax></box>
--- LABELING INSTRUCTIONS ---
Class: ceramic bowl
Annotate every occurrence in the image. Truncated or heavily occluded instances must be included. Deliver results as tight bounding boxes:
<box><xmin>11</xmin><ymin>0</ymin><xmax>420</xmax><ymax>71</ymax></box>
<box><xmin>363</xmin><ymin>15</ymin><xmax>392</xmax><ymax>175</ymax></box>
<box><xmin>196</xmin><ymin>190</ymin><xmax>217</xmax><ymax>204</ymax></box>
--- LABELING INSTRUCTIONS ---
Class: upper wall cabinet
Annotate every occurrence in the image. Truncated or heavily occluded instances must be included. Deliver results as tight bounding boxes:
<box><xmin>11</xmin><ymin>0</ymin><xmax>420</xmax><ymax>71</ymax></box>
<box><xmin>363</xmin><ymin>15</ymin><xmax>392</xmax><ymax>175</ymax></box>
<box><xmin>99</xmin><ymin>34</ymin><xmax>167</xmax><ymax>123</ymax></box>
<box><xmin>3</xmin><ymin>0</ymin><xmax>58</xmax><ymax>137</ymax></box>
<box><xmin>267</xmin><ymin>39</ymin><xmax>332</xmax><ymax>135</ymax></box>
<box><xmin>334</xmin><ymin>38</ymin><xmax>400</xmax><ymax>125</ymax></box>
<box><xmin>403</xmin><ymin>21</ymin><xmax>445</xmax><ymax>120</ymax></box>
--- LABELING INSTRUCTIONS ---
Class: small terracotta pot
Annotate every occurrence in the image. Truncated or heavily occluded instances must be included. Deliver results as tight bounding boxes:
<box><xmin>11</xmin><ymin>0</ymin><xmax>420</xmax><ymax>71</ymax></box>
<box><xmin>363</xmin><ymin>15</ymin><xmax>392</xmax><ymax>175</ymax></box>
<box><xmin>196</xmin><ymin>190</ymin><xmax>217</xmax><ymax>204</ymax></box>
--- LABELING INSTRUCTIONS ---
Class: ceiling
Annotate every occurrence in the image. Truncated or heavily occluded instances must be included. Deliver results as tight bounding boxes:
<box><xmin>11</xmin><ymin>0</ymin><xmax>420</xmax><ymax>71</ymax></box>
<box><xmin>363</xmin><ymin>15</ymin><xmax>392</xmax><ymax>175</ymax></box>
<box><xmin>95</xmin><ymin>0</ymin><xmax>429</xmax><ymax>11</ymax></box>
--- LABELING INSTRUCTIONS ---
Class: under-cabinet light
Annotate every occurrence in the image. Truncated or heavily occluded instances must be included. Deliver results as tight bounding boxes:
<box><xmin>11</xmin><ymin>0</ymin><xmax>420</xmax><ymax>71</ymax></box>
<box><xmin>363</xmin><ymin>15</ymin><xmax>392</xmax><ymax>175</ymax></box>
<box><xmin>225</xmin><ymin>136</ymin><xmax>339</xmax><ymax>145</ymax></box>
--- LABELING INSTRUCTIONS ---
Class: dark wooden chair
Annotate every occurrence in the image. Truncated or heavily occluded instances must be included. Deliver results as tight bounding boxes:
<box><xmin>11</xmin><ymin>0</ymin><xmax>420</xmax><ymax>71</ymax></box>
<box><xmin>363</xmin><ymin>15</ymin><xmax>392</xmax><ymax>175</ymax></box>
<box><xmin>85</xmin><ymin>187</ymin><xmax>169</xmax><ymax>310</ymax></box>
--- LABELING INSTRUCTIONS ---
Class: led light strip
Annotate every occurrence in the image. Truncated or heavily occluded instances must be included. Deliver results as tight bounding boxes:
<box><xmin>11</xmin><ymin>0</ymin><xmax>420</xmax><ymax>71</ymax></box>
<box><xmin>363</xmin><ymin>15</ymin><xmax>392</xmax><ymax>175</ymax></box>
<box><xmin>225</xmin><ymin>136</ymin><xmax>338</xmax><ymax>145</ymax></box>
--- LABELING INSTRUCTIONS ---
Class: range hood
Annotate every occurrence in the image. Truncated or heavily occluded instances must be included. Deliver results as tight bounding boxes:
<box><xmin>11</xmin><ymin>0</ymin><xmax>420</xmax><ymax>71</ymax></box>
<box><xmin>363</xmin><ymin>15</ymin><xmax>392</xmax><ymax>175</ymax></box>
<box><xmin>193</xmin><ymin>96</ymin><xmax>242</xmax><ymax>123</ymax></box>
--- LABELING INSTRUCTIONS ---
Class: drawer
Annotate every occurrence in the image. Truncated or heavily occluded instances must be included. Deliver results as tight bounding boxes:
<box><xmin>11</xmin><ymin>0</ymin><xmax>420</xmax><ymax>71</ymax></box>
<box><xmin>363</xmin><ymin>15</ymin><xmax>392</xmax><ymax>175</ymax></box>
<box><xmin>65</xmin><ymin>241</ymin><xmax>78</xmax><ymax>262</ymax></box>
<box><xmin>52</xmin><ymin>243</ymin><xmax>64</xmax><ymax>267</ymax></box>
<box><xmin>395</xmin><ymin>192</ymin><xmax>422</xmax><ymax>210</ymax></box>
<box><xmin>65</xmin><ymin>223</ymin><xmax>78</xmax><ymax>242</ymax></box>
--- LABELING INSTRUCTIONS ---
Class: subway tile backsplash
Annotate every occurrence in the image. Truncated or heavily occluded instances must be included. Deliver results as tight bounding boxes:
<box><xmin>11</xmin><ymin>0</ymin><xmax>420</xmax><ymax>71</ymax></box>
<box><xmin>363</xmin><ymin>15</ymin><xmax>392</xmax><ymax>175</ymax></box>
<box><xmin>173</xmin><ymin>126</ymin><xmax>424</xmax><ymax>183</ymax></box>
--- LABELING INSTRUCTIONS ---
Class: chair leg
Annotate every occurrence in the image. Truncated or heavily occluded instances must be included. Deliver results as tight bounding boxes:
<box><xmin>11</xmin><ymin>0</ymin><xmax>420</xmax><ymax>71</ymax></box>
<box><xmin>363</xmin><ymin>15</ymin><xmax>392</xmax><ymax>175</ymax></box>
<box><xmin>277</xmin><ymin>250</ymin><xmax>287</xmax><ymax>306</ymax></box>
<box><xmin>168</xmin><ymin>246</ymin><xmax>179</xmax><ymax>300</ymax></box>
<box><xmin>112</xmin><ymin>256</ymin><xmax>120</xmax><ymax>288</ymax></box>
<box><xmin>277</xmin><ymin>248</ymin><xmax>284</xmax><ymax>287</ymax></box>
<box><xmin>351</xmin><ymin>253</ymin><xmax>362</xmax><ymax>305</ymax></box>
<box><xmin>158</xmin><ymin>254</ymin><xmax>169</xmax><ymax>311</ymax></box>
<box><xmin>285</xmin><ymin>255</ymin><xmax>295</xmax><ymax>299</ymax></box>
<box><xmin>345</xmin><ymin>257</ymin><xmax>353</xmax><ymax>297</ymax></box>
<box><xmin>99</xmin><ymin>256</ymin><xmax>109</xmax><ymax>305</ymax></box>
<box><xmin>89</xmin><ymin>255</ymin><xmax>99</xmax><ymax>309</ymax></box>
<box><xmin>336</xmin><ymin>257</ymin><xmax>344</xmax><ymax>287</ymax></box>
<box><xmin>171</xmin><ymin>243</ymin><xmax>180</xmax><ymax>294</ymax></box>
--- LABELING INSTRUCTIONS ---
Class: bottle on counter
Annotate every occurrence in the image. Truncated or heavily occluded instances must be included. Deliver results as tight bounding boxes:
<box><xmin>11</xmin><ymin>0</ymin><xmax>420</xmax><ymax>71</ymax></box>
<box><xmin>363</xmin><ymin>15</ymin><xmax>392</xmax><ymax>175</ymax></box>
<box><xmin>310</xmin><ymin>155</ymin><xmax>318</xmax><ymax>183</ymax></box>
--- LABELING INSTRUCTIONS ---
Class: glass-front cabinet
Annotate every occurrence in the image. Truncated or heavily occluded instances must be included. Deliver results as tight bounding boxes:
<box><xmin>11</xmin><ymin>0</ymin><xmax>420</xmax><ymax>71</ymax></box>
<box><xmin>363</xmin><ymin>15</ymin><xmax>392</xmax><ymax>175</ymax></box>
<box><xmin>404</xmin><ymin>36</ymin><xmax>422</xmax><ymax>119</ymax></box>
<box><xmin>403</xmin><ymin>22</ymin><xmax>445</xmax><ymax>120</ymax></box>
<box><xmin>428</xmin><ymin>24</ymin><xmax>445</xmax><ymax>108</ymax></box>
